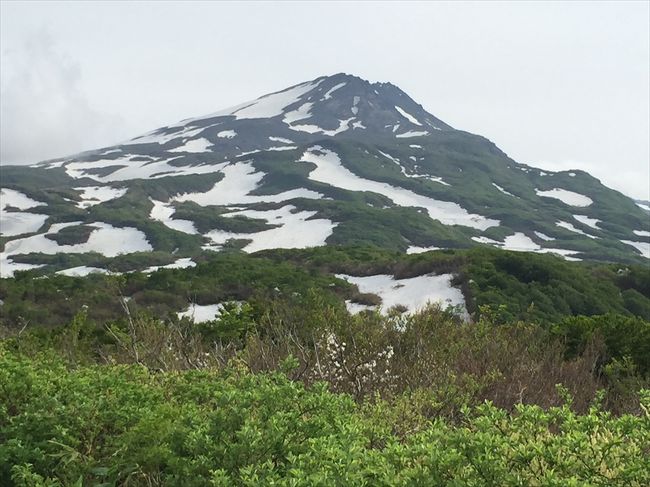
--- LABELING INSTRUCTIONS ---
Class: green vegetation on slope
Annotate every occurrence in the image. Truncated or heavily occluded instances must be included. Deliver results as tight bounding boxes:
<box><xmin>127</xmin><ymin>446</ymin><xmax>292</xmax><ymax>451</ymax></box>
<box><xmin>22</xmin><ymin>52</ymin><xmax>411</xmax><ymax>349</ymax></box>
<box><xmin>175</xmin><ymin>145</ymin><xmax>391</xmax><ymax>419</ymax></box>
<box><xmin>1</xmin><ymin>337</ymin><xmax>648</xmax><ymax>486</ymax></box>
<box><xmin>2</xmin><ymin>247</ymin><xmax>649</xmax><ymax>331</ymax></box>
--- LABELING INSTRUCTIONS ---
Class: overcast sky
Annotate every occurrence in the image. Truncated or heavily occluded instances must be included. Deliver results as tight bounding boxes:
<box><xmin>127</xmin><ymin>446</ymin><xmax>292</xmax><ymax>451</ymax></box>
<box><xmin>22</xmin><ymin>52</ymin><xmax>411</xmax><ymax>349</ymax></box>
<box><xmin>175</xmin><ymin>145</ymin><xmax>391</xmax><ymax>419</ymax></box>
<box><xmin>1</xmin><ymin>1</ymin><xmax>648</xmax><ymax>199</ymax></box>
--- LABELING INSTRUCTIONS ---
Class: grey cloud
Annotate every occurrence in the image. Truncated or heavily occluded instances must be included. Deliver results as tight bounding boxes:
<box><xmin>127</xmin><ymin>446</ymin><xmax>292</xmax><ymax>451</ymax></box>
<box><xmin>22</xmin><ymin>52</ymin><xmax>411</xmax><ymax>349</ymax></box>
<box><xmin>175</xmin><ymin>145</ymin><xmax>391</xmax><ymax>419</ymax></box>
<box><xmin>1</xmin><ymin>2</ymin><xmax>647</xmax><ymax>199</ymax></box>
<box><xmin>0</xmin><ymin>31</ymin><xmax>128</xmax><ymax>164</ymax></box>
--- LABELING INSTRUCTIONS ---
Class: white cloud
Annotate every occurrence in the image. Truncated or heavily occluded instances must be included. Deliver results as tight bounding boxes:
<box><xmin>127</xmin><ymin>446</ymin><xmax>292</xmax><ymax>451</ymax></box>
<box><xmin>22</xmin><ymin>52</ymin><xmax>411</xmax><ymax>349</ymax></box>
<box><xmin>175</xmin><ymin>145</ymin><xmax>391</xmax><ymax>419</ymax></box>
<box><xmin>0</xmin><ymin>31</ymin><xmax>129</xmax><ymax>165</ymax></box>
<box><xmin>0</xmin><ymin>4</ymin><xmax>647</xmax><ymax>203</ymax></box>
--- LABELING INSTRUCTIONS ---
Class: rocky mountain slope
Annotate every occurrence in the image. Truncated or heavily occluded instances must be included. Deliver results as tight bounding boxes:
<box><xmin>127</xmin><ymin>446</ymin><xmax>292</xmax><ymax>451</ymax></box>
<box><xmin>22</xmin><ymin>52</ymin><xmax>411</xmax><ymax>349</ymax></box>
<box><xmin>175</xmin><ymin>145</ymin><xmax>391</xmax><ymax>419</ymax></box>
<box><xmin>1</xmin><ymin>73</ymin><xmax>648</xmax><ymax>277</ymax></box>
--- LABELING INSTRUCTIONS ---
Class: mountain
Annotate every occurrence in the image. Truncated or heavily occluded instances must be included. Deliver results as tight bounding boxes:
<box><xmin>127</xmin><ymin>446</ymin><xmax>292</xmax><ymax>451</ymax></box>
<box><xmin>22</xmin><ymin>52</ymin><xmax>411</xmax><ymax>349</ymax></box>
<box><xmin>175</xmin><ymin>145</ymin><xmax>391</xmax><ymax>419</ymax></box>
<box><xmin>1</xmin><ymin>73</ymin><xmax>648</xmax><ymax>277</ymax></box>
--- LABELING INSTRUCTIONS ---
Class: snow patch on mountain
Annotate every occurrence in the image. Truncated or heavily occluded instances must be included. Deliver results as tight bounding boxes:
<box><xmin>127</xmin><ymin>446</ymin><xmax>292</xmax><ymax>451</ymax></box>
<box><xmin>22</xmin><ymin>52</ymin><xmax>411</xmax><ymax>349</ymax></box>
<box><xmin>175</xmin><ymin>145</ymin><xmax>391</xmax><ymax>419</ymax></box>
<box><xmin>169</xmin><ymin>138</ymin><xmax>214</xmax><ymax>153</ymax></box>
<box><xmin>283</xmin><ymin>102</ymin><xmax>314</xmax><ymax>125</ymax></box>
<box><xmin>74</xmin><ymin>186</ymin><xmax>127</xmax><ymax>209</ymax></box>
<box><xmin>536</xmin><ymin>188</ymin><xmax>593</xmax><ymax>207</ymax></box>
<box><xmin>395</xmin><ymin>106</ymin><xmax>423</xmax><ymax>126</ymax></box>
<box><xmin>556</xmin><ymin>221</ymin><xmax>597</xmax><ymax>238</ymax></box>
<box><xmin>337</xmin><ymin>273</ymin><xmax>467</xmax><ymax>317</ymax></box>
<box><xmin>227</xmin><ymin>79</ymin><xmax>324</xmax><ymax>120</ymax></box>
<box><xmin>473</xmin><ymin>232</ymin><xmax>581</xmax><ymax>260</ymax></box>
<box><xmin>472</xmin><ymin>236</ymin><xmax>501</xmax><ymax>245</ymax></box>
<box><xmin>202</xmin><ymin>205</ymin><xmax>336</xmax><ymax>253</ymax></box>
<box><xmin>2</xmin><ymin>222</ymin><xmax>152</xmax><ymax>257</ymax></box>
<box><xmin>269</xmin><ymin>136</ymin><xmax>294</xmax><ymax>144</ymax></box>
<box><xmin>222</xmin><ymin>206</ymin><xmax>336</xmax><ymax>253</ymax></box>
<box><xmin>492</xmin><ymin>183</ymin><xmax>515</xmax><ymax>197</ymax></box>
<box><xmin>425</xmin><ymin>120</ymin><xmax>443</xmax><ymax>130</ymax></box>
<box><xmin>0</xmin><ymin>188</ymin><xmax>49</xmax><ymax>237</ymax></box>
<box><xmin>267</xmin><ymin>146</ymin><xmax>298</xmax><ymax>151</ymax></box>
<box><xmin>177</xmin><ymin>303</ymin><xmax>227</xmax><ymax>323</ymax></box>
<box><xmin>125</xmin><ymin>125</ymin><xmax>207</xmax><ymax>146</ymax></box>
<box><xmin>351</xmin><ymin>96</ymin><xmax>360</xmax><ymax>115</ymax></box>
<box><xmin>299</xmin><ymin>147</ymin><xmax>497</xmax><ymax>230</ymax></box>
<box><xmin>57</xmin><ymin>266</ymin><xmax>113</xmax><ymax>277</ymax></box>
<box><xmin>534</xmin><ymin>231</ymin><xmax>555</xmax><ymax>241</ymax></box>
<box><xmin>144</xmin><ymin>257</ymin><xmax>196</xmax><ymax>273</ymax></box>
<box><xmin>173</xmin><ymin>162</ymin><xmax>322</xmax><ymax>207</ymax></box>
<box><xmin>636</xmin><ymin>202</ymin><xmax>650</xmax><ymax>212</ymax></box>
<box><xmin>377</xmin><ymin>150</ymin><xmax>400</xmax><ymax>165</ymax></box>
<box><xmin>502</xmin><ymin>233</ymin><xmax>542</xmax><ymax>251</ymax></box>
<box><xmin>0</xmin><ymin>221</ymin><xmax>152</xmax><ymax>277</ymax></box>
<box><xmin>407</xmin><ymin>245</ymin><xmax>441</xmax><ymax>254</ymax></box>
<box><xmin>149</xmin><ymin>199</ymin><xmax>198</xmax><ymax>234</ymax></box>
<box><xmin>386</xmin><ymin>153</ymin><xmax>449</xmax><ymax>186</ymax></box>
<box><xmin>1</xmin><ymin>213</ymin><xmax>49</xmax><ymax>237</ymax></box>
<box><xmin>621</xmin><ymin>240</ymin><xmax>650</xmax><ymax>258</ymax></box>
<box><xmin>322</xmin><ymin>82</ymin><xmax>346</xmax><ymax>100</ymax></box>
<box><xmin>289</xmin><ymin>118</ymin><xmax>355</xmax><ymax>137</ymax></box>
<box><xmin>1</xmin><ymin>188</ymin><xmax>46</xmax><ymax>211</ymax></box>
<box><xmin>573</xmin><ymin>215</ymin><xmax>601</xmax><ymax>230</ymax></box>
<box><xmin>65</xmin><ymin>154</ymin><xmax>225</xmax><ymax>182</ymax></box>
<box><xmin>396</xmin><ymin>130</ymin><xmax>429</xmax><ymax>138</ymax></box>
<box><xmin>0</xmin><ymin>256</ymin><xmax>43</xmax><ymax>277</ymax></box>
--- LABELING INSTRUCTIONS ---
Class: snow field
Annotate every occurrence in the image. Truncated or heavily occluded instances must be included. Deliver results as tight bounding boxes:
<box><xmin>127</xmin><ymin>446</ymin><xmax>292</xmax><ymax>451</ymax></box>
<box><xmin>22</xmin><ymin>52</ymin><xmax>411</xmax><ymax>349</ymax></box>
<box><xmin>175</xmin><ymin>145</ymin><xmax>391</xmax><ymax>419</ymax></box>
<box><xmin>0</xmin><ymin>222</ymin><xmax>153</xmax><ymax>277</ymax></box>
<box><xmin>1</xmin><ymin>189</ymin><xmax>49</xmax><ymax>237</ymax></box>
<box><xmin>406</xmin><ymin>245</ymin><xmax>441</xmax><ymax>254</ymax></box>
<box><xmin>74</xmin><ymin>186</ymin><xmax>127</xmax><ymax>209</ymax></box>
<box><xmin>621</xmin><ymin>240</ymin><xmax>650</xmax><ymax>258</ymax></box>
<box><xmin>336</xmin><ymin>273</ymin><xmax>468</xmax><ymax>318</ymax></box>
<box><xmin>168</xmin><ymin>138</ymin><xmax>214</xmax><ymax>153</ymax></box>
<box><xmin>204</xmin><ymin>205</ymin><xmax>336</xmax><ymax>253</ymax></box>
<box><xmin>573</xmin><ymin>215</ymin><xmax>601</xmax><ymax>230</ymax></box>
<box><xmin>472</xmin><ymin>232</ymin><xmax>582</xmax><ymax>260</ymax></box>
<box><xmin>536</xmin><ymin>188</ymin><xmax>593</xmax><ymax>207</ymax></box>
<box><xmin>300</xmin><ymin>147</ymin><xmax>498</xmax><ymax>230</ymax></box>
<box><xmin>556</xmin><ymin>221</ymin><xmax>597</xmax><ymax>239</ymax></box>
<box><xmin>395</xmin><ymin>106</ymin><xmax>423</xmax><ymax>126</ymax></box>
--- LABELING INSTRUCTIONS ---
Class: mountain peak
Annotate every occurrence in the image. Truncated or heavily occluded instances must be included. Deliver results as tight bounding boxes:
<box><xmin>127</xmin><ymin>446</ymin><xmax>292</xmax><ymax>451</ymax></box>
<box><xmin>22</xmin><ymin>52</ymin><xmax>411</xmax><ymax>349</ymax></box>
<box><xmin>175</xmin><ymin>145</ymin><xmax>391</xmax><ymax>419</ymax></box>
<box><xmin>316</xmin><ymin>72</ymin><xmax>401</xmax><ymax>90</ymax></box>
<box><xmin>2</xmin><ymin>73</ymin><xmax>648</xmax><ymax>277</ymax></box>
<box><xmin>173</xmin><ymin>72</ymin><xmax>452</xmax><ymax>140</ymax></box>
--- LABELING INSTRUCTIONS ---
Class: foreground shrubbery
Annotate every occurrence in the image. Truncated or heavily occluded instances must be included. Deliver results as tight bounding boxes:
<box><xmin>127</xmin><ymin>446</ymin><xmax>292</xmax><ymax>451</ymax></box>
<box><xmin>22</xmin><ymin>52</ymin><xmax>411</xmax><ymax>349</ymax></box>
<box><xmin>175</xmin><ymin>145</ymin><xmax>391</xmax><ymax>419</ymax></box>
<box><xmin>7</xmin><ymin>296</ymin><xmax>649</xmax><ymax>415</ymax></box>
<box><xmin>2</xmin><ymin>268</ymin><xmax>649</xmax><ymax>485</ymax></box>
<box><xmin>2</xmin><ymin>297</ymin><xmax>650</xmax><ymax>485</ymax></box>
<box><xmin>1</xmin><ymin>346</ymin><xmax>649</xmax><ymax>486</ymax></box>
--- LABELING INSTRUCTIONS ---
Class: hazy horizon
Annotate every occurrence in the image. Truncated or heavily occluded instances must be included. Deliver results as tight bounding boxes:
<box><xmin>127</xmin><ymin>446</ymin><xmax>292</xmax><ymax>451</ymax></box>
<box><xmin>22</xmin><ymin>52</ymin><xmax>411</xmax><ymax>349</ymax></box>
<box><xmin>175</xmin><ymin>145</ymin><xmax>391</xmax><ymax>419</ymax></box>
<box><xmin>1</xmin><ymin>1</ymin><xmax>648</xmax><ymax>200</ymax></box>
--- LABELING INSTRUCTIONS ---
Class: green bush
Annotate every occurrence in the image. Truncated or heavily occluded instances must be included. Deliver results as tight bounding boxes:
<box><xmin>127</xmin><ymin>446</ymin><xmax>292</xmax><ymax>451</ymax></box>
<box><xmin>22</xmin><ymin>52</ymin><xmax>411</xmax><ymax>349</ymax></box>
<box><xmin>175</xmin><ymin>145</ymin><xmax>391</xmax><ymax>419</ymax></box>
<box><xmin>552</xmin><ymin>313</ymin><xmax>650</xmax><ymax>376</ymax></box>
<box><xmin>1</xmin><ymin>347</ymin><xmax>648</xmax><ymax>486</ymax></box>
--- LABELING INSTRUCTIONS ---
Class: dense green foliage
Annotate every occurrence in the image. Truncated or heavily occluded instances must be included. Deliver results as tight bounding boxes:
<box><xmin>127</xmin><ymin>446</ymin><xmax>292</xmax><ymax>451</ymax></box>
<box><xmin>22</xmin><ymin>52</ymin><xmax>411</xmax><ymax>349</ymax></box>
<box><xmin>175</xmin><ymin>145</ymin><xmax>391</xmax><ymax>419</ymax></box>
<box><xmin>1</xmin><ymin>344</ymin><xmax>649</xmax><ymax>486</ymax></box>
<box><xmin>552</xmin><ymin>314</ymin><xmax>650</xmax><ymax>375</ymax></box>
<box><xmin>2</xmin><ymin>246</ymin><xmax>649</xmax><ymax>485</ymax></box>
<box><xmin>262</xmin><ymin>246</ymin><xmax>650</xmax><ymax>323</ymax></box>
<box><xmin>463</xmin><ymin>249</ymin><xmax>650</xmax><ymax>323</ymax></box>
<box><xmin>44</xmin><ymin>225</ymin><xmax>97</xmax><ymax>246</ymax></box>
<box><xmin>172</xmin><ymin>201</ymin><xmax>274</xmax><ymax>234</ymax></box>
<box><xmin>2</xmin><ymin>247</ymin><xmax>649</xmax><ymax>330</ymax></box>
